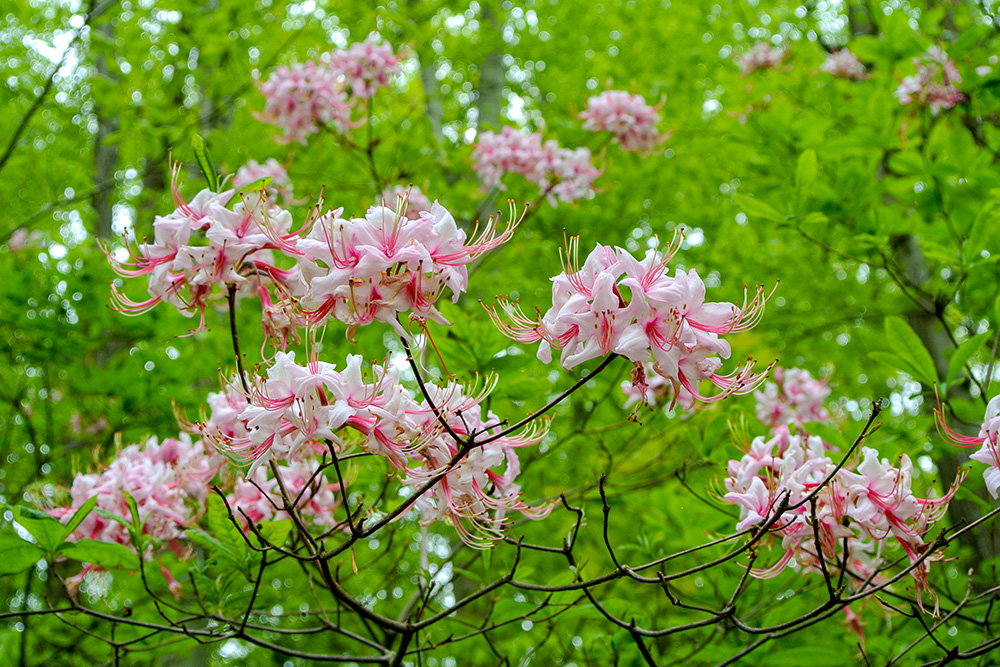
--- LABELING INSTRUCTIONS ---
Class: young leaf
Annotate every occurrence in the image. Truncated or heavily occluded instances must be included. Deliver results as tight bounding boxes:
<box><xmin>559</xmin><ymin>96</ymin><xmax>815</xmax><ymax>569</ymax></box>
<box><xmin>207</xmin><ymin>495</ymin><xmax>249</xmax><ymax>560</ymax></box>
<box><xmin>59</xmin><ymin>539</ymin><xmax>139</xmax><ymax>570</ymax></box>
<box><xmin>731</xmin><ymin>194</ymin><xmax>785</xmax><ymax>223</ymax></box>
<box><xmin>191</xmin><ymin>134</ymin><xmax>220</xmax><ymax>192</ymax></box>
<box><xmin>61</xmin><ymin>495</ymin><xmax>98</xmax><ymax>540</ymax></box>
<box><xmin>795</xmin><ymin>149</ymin><xmax>817</xmax><ymax>210</ymax></box>
<box><xmin>10</xmin><ymin>506</ymin><xmax>70</xmax><ymax>551</ymax></box>
<box><xmin>946</xmin><ymin>332</ymin><xmax>990</xmax><ymax>389</ymax></box>
<box><xmin>123</xmin><ymin>490</ymin><xmax>142</xmax><ymax>530</ymax></box>
<box><xmin>880</xmin><ymin>316</ymin><xmax>938</xmax><ymax>386</ymax></box>
<box><xmin>257</xmin><ymin>519</ymin><xmax>292</xmax><ymax>548</ymax></box>
<box><xmin>233</xmin><ymin>176</ymin><xmax>272</xmax><ymax>199</ymax></box>
<box><xmin>187</xmin><ymin>528</ymin><xmax>248</xmax><ymax>573</ymax></box>
<box><xmin>0</xmin><ymin>535</ymin><xmax>45</xmax><ymax>576</ymax></box>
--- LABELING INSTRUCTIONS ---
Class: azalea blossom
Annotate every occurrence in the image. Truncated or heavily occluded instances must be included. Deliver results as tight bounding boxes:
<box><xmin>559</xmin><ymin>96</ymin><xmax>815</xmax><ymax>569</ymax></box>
<box><xmin>937</xmin><ymin>394</ymin><xmax>1000</xmax><ymax>499</ymax></box>
<box><xmin>579</xmin><ymin>90</ymin><xmax>669</xmax><ymax>152</ymax></box>
<box><xmin>189</xmin><ymin>350</ymin><xmax>551</xmax><ymax>547</ymax></box>
<box><xmin>723</xmin><ymin>427</ymin><xmax>963</xmax><ymax>611</ymax></box>
<box><xmin>296</xmin><ymin>202</ymin><xmax>517</xmax><ymax>337</ymax></box>
<box><xmin>257</xmin><ymin>60</ymin><xmax>356</xmax><ymax>144</ymax></box>
<box><xmin>380</xmin><ymin>184</ymin><xmax>434</xmax><ymax>220</ymax></box>
<box><xmin>471</xmin><ymin>127</ymin><xmax>601</xmax><ymax>205</ymax></box>
<box><xmin>256</xmin><ymin>37</ymin><xmax>402</xmax><ymax>143</ymax></box>
<box><xmin>736</xmin><ymin>42</ymin><xmax>785</xmax><ymax>75</ymax></box>
<box><xmin>820</xmin><ymin>49</ymin><xmax>867</xmax><ymax>80</ymax></box>
<box><xmin>754</xmin><ymin>366</ymin><xmax>832</xmax><ymax>429</ymax></box>
<box><xmin>49</xmin><ymin>434</ymin><xmax>220</xmax><ymax>552</ymax></box>
<box><xmin>326</xmin><ymin>36</ymin><xmax>402</xmax><ymax>98</ymax></box>
<box><xmin>488</xmin><ymin>235</ymin><xmax>771</xmax><ymax>407</ymax></box>
<box><xmin>895</xmin><ymin>46</ymin><xmax>964</xmax><ymax>115</ymax></box>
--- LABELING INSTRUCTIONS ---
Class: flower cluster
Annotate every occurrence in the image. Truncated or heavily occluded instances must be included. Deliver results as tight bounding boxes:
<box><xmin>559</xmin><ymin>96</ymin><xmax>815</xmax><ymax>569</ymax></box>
<box><xmin>49</xmin><ymin>434</ymin><xmax>219</xmax><ymax>550</ymax></box>
<box><xmin>326</xmin><ymin>38</ymin><xmax>402</xmax><ymax>98</ymax></box>
<box><xmin>192</xmin><ymin>353</ymin><xmax>550</xmax><ymax>546</ymax></box>
<box><xmin>257</xmin><ymin>60</ymin><xmax>356</xmax><ymax>144</ymax></box>
<box><xmin>256</xmin><ymin>37</ymin><xmax>401</xmax><ymax>144</ymax></box>
<box><xmin>488</xmin><ymin>236</ymin><xmax>772</xmax><ymax>406</ymax></box>
<box><xmin>227</xmin><ymin>461</ymin><xmax>344</xmax><ymax>530</ymax></box>
<box><xmin>737</xmin><ymin>42</ymin><xmax>785</xmax><ymax>75</ymax></box>
<box><xmin>295</xmin><ymin>202</ymin><xmax>516</xmax><ymax>338</ymax></box>
<box><xmin>723</xmin><ymin>426</ymin><xmax>962</xmax><ymax>609</ymax></box>
<box><xmin>937</xmin><ymin>394</ymin><xmax>1000</xmax><ymax>499</ymax></box>
<box><xmin>895</xmin><ymin>46</ymin><xmax>964</xmax><ymax>115</ymax></box>
<box><xmin>108</xmin><ymin>167</ymin><xmax>514</xmax><ymax>345</ymax></box>
<box><xmin>471</xmin><ymin>126</ymin><xmax>601</xmax><ymax>205</ymax></box>
<box><xmin>579</xmin><ymin>90</ymin><xmax>669</xmax><ymax>152</ymax></box>
<box><xmin>820</xmin><ymin>49</ymin><xmax>867</xmax><ymax>80</ymax></box>
<box><xmin>232</xmin><ymin>158</ymin><xmax>298</xmax><ymax>206</ymax></box>
<box><xmin>106</xmin><ymin>165</ymin><xmax>302</xmax><ymax>334</ymax></box>
<box><xmin>754</xmin><ymin>366</ymin><xmax>832</xmax><ymax>429</ymax></box>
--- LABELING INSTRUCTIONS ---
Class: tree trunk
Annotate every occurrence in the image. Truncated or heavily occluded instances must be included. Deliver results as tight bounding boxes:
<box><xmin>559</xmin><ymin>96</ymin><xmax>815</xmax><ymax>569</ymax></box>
<box><xmin>91</xmin><ymin>17</ymin><xmax>119</xmax><ymax>239</ymax></box>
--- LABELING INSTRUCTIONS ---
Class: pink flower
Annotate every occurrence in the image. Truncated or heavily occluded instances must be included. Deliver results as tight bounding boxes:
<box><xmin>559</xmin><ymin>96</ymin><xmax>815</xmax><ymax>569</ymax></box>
<box><xmin>326</xmin><ymin>36</ymin><xmax>402</xmax><ymax>99</ymax></box>
<box><xmin>579</xmin><ymin>90</ymin><xmax>669</xmax><ymax>152</ymax></box>
<box><xmin>938</xmin><ymin>394</ymin><xmax>1000</xmax><ymax>499</ymax></box>
<box><xmin>297</xmin><ymin>202</ymin><xmax>516</xmax><ymax>337</ymax></box>
<box><xmin>724</xmin><ymin>426</ymin><xmax>963</xmax><ymax>613</ymax></box>
<box><xmin>754</xmin><ymin>366</ymin><xmax>832</xmax><ymax>429</ymax></box>
<box><xmin>820</xmin><ymin>49</ymin><xmax>867</xmax><ymax>80</ymax></box>
<box><xmin>895</xmin><ymin>46</ymin><xmax>964</xmax><ymax>115</ymax></box>
<box><xmin>471</xmin><ymin>127</ymin><xmax>600</xmax><ymax>205</ymax></box>
<box><xmin>488</xmin><ymin>235</ymin><xmax>772</xmax><ymax>409</ymax></box>
<box><xmin>257</xmin><ymin>60</ymin><xmax>357</xmax><ymax>144</ymax></box>
<box><xmin>736</xmin><ymin>42</ymin><xmax>785</xmax><ymax>75</ymax></box>
<box><xmin>50</xmin><ymin>435</ymin><xmax>220</xmax><ymax>554</ymax></box>
<box><xmin>106</xmin><ymin>164</ymin><xmax>306</xmax><ymax>334</ymax></box>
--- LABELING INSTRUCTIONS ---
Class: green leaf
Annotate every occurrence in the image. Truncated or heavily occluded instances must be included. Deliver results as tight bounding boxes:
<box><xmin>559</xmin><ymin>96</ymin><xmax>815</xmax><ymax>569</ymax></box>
<box><xmin>883</xmin><ymin>316</ymin><xmax>938</xmax><ymax>385</ymax></box>
<box><xmin>731</xmin><ymin>194</ymin><xmax>784</xmax><ymax>223</ymax></box>
<box><xmin>62</xmin><ymin>496</ymin><xmax>98</xmax><ymax>540</ymax></box>
<box><xmin>257</xmin><ymin>519</ymin><xmax>292</xmax><ymax>548</ymax></box>
<box><xmin>965</xmin><ymin>197</ymin><xmax>1000</xmax><ymax>264</ymax></box>
<box><xmin>233</xmin><ymin>176</ymin><xmax>272</xmax><ymax>199</ymax></box>
<box><xmin>207</xmin><ymin>494</ymin><xmax>248</xmax><ymax>557</ymax></box>
<box><xmin>59</xmin><ymin>539</ymin><xmax>139</xmax><ymax>570</ymax></box>
<box><xmin>9</xmin><ymin>506</ymin><xmax>69</xmax><ymax>551</ymax></box>
<box><xmin>768</xmin><ymin>646</ymin><xmax>850</xmax><ymax>667</ymax></box>
<box><xmin>191</xmin><ymin>134</ymin><xmax>219</xmax><ymax>192</ymax></box>
<box><xmin>946</xmin><ymin>332</ymin><xmax>990</xmax><ymax>389</ymax></box>
<box><xmin>123</xmin><ymin>490</ymin><xmax>141</xmax><ymax>530</ymax></box>
<box><xmin>795</xmin><ymin>149</ymin><xmax>817</xmax><ymax>211</ymax></box>
<box><xmin>0</xmin><ymin>535</ymin><xmax>44</xmax><ymax>576</ymax></box>
<box><xmin>187</xmin><ymin>528</ymin><xmax>248</xmax><ymax>572</ymax></box>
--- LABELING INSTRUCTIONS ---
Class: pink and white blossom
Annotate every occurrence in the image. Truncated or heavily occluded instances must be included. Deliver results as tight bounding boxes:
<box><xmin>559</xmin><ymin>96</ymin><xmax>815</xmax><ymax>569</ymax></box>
<box><xmin>754</xmin><ymin>366</ymin><xmax>832</xmax><ymax>429</ymax></box>
<box><xmin>49</xmin><ymin>435</ymin><xmax>220</xmax><ymax>552</ymax></box>
<box><xmin>471</xmin><ymin>127</ymin><xmax>601</xmax><ymax>205</ymax></box>
<box><xmin>736</xmin><ymin>42</ymin><xmax>785</xmax><ymax>75</ymax></box>
<box><xmin>895</xmin><ymin>46</ymin><xmax>964</xmax><ymax>115</ymax></box>
<box><xmin>937</xmin><ymin>394</ymin><xmax>1000</xmax><ymax>499</ymax></box>
<box><xmin>488</xmin><ymin>235</ymin><xmax>772</xmax><ymax>408</ymax></box>
<box><xmin>723</xmin><ymin>427</ymin><xmax>962</xmax><ymax>610</ymax></box>
<box><xmin>820</xmin><ymin>49</ymin><xmax>867</xmax><ymax>80</ymax></box>
<box><xmin>380</xmin><ymin>184</ymin><xmax>434</xmax><ymax>220</ymax></box>
<box><xmin>579</xmin><ymin>90</ymin><xmax>669</xmax><ymax>152</ymax></box>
